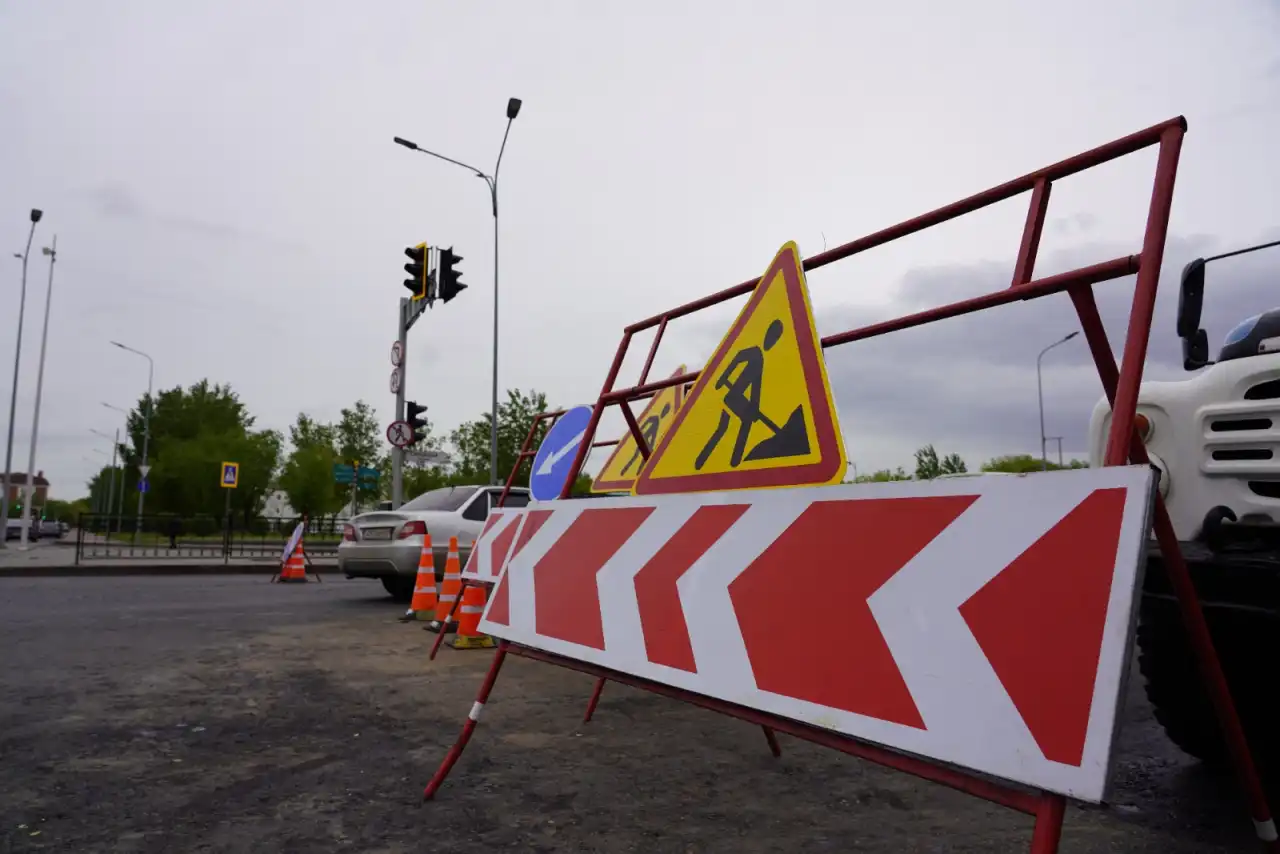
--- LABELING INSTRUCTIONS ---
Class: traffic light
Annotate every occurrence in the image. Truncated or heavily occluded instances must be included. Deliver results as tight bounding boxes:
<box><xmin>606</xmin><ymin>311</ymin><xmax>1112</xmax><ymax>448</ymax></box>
<box><xmin>438</xmin><ymin>246</ymin><xmax>467</xmax><ymax>303</ymax></box>
<box><xmin>406</xmin><ymin>400</ymin><xmax>428</xmax><ymax>445</ymax></box>
<box><xmin>403</xmin><ymin>243</ymin><xmax>428</xmax><ymax>300</ymax></box>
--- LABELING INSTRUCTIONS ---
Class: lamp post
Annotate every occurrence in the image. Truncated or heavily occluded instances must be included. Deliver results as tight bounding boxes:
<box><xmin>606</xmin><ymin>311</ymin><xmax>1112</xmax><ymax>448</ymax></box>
<box><xmin>1</xmin><ymin>208</ymin><xmax>42</xmax><ymax>549</ymax></box>
<box><xmin>90</xmin><ymin>427</ymin><xmax>120</xmax><ymax>527</ymax></box>
<box><xmin>394</xmin><ymin>96</ymin><xmax>523</xmax><ymax>485</ymax></box>
<box><xmin>18</xmin><ymin>236</ymin><xmax>57</xmax><ymax>549</ymax></box>
<box><xmin>110</xmin><ymin>341</ymin><xmax>154</xmax><ymax>533</ymax></box>
<box><xmin>102</xmin><ymin>402</ymin><xmax>129</xmax><ymax>533</ymax></box>
<box><xmin>1037</xmin><ymin>332</ymin><xmax>1080</xmax><ymax>471</ymax></box>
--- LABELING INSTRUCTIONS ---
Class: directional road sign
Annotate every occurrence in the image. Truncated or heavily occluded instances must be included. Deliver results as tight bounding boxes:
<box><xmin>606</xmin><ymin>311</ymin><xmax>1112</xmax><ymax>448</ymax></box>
<box><xmin>220</xmin><ymin>461</ymin><xmax>240</xmax><ymax>489</ymax></box>
<box><xmin>529</xmin><ymin>404</ymin><xmax>593</xmax><ymax>501</ymax></box>
<box><xmin>391</xmin><ymin>340</ymin><xmax>404</xmax><ymax>366</ymax></box>
<box><xmin>138</xmin><ymin>478</ymin><xmax>149</xmax><ymax>494</ymax></box>
<box><xmin>633</xmin><ymin>241</ymin><xmax>846</xmax><ymax>495</ymax></box>
<box><xmin>405</xmin><ymin>448</ymin><xmax>451</xmax><ymax>466</ymax></box>
<box><xmin>481</xmin><ymin>465</ymin><xmax>1158</xmax><ymax>802</ymax></box>
<box><xmin>387</xmin><ymin>420</ymin><xmax>413</xmax><ymax>448</ymax></box>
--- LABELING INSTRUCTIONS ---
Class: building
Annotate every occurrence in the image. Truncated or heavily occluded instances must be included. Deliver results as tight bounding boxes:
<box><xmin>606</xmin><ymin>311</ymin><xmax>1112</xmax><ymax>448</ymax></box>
<box><xmin>4</xmin><ymin>471</ymin><xmax>49</xmax><ymax>508</ymax></box>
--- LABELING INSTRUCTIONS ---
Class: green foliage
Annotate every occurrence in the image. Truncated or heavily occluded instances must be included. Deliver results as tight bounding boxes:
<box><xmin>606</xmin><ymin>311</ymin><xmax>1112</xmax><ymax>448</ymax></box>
<box><xmin>278</xmin><ymin>441</ymin><xmax>342</xmax><ymax>518</ymax></box>
<box><xmin>914</xmin><ymin>444</ymin><xmax>968</xmax><ymax>480</ymax></box>
<box><xmin>45</xmin><ymin>497</ymin><xmax>91</xmax><ymax>524</ymax></box>
<box><xmin>335</xmin><ymin>401</ymin><xmax>385</xmax><ymax>505</ymax></box>
<box><xmin>448</xmin><ymin>389</ymin><xmax>550</xmax><ymax>485</ymax></box>
<box><xmin>851</xmin><ymin>467</ymin><xmax>912</xmax><ymax>483</ymax></box>
<box><xmin>110</xmin><ymin>380</ymin><xmax>279</xmax><ymax>518</ymax></box>
<box><xmin>980</xmin><ymin>454</ymin><xmax>1089</xmax><ymax>473</ymax></box>
<box><xmin>278</xmin><ymin>400</ymin><xmax>389</xmax><ymax>514</ymax></box>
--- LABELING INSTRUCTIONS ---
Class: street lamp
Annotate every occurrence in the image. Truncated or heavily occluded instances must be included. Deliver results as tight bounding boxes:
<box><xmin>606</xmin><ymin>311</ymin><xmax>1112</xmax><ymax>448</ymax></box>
<box><xmin>90</xmin><ymin>427</ymin><xmax>120</xmax><ymax>526</ymax></box>
<box><xmin>17</xmin><ymin>236</ymin><xmax>57</xmax><ymax>549</ymax></box>
<box><xmin>1</xmin><ymin>208</ymin><xmax>42</xmax><ymax>550</ymax></box>
<box><xmin>110</xmin><ymin>341</ymin><xmax>154</xmax><ymax>533</ymax></box>
<box><xmin>1037</xmin><ymin>331</ymin><xmax>1080</xmax><ymax>471</ymax></box>
<box><xmin>394</xmin><ymin>96</ymin><xmax>523</xmax><ymax>485</ymax></box>
<box><xmin>102</xmin><ymin>402</ymin><xmax>130</xmax><ymax>533</ymax></box>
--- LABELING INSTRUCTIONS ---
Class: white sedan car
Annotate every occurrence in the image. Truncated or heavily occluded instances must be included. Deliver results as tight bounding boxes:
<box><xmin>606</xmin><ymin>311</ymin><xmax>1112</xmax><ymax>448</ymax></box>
<box><xmin>338</xmin><ymin>484</ymin><xmax>531</xmax><ymax>601</ymax></box>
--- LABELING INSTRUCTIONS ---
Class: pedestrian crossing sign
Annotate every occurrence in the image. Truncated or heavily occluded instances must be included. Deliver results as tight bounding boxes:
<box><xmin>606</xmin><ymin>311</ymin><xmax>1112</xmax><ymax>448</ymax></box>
<box><xmin>590</xmin><ymin>365</ymin><xmax>687</xmax><ymax>494</ymax></box>
<box><xmin>632</xmin><ymin>241</ymin><xmax>846</xmax><ymax>495</ymax></box>
<box><xmin>221</xmin><ymin>461</ymin><xmax>240</xmax><ymax>489</ymax></box>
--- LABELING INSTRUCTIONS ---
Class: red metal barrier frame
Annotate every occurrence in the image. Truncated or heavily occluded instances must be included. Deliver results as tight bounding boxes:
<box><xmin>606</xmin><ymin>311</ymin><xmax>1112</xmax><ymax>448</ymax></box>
<box><xmin>423</xmin><ymin>116</ymin><xmax>1279</xmax><ymax>853</ymax></box>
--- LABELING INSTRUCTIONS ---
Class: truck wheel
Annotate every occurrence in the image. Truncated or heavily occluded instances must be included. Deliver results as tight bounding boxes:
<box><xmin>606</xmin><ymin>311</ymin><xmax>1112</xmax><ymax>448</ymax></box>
<box><xmin>381</xmin><ymin>576</ymin><xmax>414</xmax><ymax>602</ymax></box>
<box><xmin>1136</xmin><ymin>601</ymin><xmax>1277</xmax><ymax>770</ymax></box>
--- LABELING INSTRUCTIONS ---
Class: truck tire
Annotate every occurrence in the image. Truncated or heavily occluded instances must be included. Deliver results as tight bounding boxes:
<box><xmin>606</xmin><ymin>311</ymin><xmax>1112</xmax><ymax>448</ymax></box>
<box><xmin>381</xmin><ymin>575</ymin><xmax>415</xmax><ymax>603</ymax></box>
<box><xmin>1136</xmin><ymin>599</ymin><xmax>1277</xmax><ymax>770</ymax></box>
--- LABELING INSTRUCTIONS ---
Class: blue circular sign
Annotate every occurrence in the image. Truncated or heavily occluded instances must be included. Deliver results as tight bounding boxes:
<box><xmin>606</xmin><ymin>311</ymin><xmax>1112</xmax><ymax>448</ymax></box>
<box><xmin>529</xmin><ymin>405</ymin><xmax>594</xmax><ymax>501</ymax></box>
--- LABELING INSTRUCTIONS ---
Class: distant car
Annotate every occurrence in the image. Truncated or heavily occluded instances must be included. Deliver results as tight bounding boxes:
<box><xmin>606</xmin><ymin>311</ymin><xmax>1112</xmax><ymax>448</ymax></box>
<box><xmin>338</xmin><ymin>485</ymin><xmax>532</xmax><ymax>601</ymax></box>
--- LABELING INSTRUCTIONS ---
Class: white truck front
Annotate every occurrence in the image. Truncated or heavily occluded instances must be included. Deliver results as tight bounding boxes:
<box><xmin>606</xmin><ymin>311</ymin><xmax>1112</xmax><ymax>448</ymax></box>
<box><xmin>1086</xmin><ymin>244</ymin><xmax>1280</xmax><ymax>770</ymax></box>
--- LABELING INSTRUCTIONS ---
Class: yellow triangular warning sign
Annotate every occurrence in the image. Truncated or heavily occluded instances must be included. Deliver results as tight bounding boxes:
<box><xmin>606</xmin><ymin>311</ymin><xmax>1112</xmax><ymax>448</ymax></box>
<box><xmin>591</xmin><ymin>366</ymin><xmax>686</xmax><ymax>493</ymax></box>
<box><xmin>631</xmin><ymin>242</ymin><xmax>846</xmax><ymax>495</ymax></box>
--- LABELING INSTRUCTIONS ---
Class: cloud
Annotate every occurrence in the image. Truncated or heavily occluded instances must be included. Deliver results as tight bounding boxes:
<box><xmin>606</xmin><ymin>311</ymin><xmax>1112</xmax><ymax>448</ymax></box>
<box><xmin>673</xmin><ymin>233</ymin><xmax>1279</xmax><ymax>472</ymax></box>
<box><xmin>85</xmin><ymin>184</ymin><xmax>308</xmax><ymax>251</ymax></box>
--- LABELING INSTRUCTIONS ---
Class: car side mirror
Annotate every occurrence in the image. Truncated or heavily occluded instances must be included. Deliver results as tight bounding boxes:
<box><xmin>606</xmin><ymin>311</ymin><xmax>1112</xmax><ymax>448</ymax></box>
<box><xmin>1183</xmin><ymin>328</ymin><xmax>1211</xmax><ymax>371</ymax></box>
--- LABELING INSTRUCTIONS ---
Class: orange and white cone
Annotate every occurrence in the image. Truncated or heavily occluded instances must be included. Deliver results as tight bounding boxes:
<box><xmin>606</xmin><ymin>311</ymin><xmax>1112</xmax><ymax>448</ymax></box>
<box><xmin>428</xmin><ymin>536</ymin><xmax>462</xmax><ymax>633</ymax></box>
<box><xmin>405</xmin><ymin>534</ymin><xmax>437</xmax><ymax>621</ymax></box>
<box><xmin>278</xmin><ymin>545</ymin><xmax>307</xmax><ymax>583</ymax></box>
<box><xmin>449</xmin><ymin>583</ymin><xmax>495</xmax><ymax>649</ymax></box>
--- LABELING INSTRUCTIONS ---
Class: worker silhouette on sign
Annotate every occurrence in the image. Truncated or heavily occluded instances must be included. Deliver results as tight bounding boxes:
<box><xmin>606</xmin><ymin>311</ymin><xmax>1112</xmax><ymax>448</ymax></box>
<box><xmin>694</xmin><ymin>318</ymin><xmax>810</xmax><ymax>470</ymax></box>
<box><xmin>621</xmin><ymin>403</ymin><xmax>672</xmax><ymax>476</ymax></box>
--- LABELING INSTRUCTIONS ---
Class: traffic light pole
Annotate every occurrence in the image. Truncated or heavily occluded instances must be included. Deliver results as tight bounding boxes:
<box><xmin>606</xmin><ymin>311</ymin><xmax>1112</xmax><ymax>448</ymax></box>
<box><xmin>392</xmin><ymin>298</ymin><xmax>409</xmax><ymax>509</ymax></box>
<box><xmin>393</xmin><ymin>268</ymin><xmax>431</xmax><ymax>510</ymax></box>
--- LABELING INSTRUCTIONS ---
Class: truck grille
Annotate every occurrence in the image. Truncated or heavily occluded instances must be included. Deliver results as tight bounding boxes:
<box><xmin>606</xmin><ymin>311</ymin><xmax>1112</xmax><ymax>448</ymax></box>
<box><xmin>1245</xmin><ymin>379</ymin><xmax>1280</xmax><ymax>400</ymax></box>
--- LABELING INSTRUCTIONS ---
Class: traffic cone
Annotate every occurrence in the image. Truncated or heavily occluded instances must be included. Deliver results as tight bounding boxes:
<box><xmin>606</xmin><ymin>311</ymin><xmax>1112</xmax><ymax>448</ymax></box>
<box><xmin>404</xmin><ymin>534</ymin><xmax>437</xmax><ymax>621</ymax></box>
<box><xmin>449</xmin><ymin>583</ymin><xmax>495</xmax><ymax>650</ymax></box>
<box><xmin>278</xmin><ymin>545</ymin><xmax>306</xmax><ymax>583</ymax></box>
<box><xmin>427</xmin><ymin>536</ymin><xmax>462</xmax><ymax>633</ymax></box>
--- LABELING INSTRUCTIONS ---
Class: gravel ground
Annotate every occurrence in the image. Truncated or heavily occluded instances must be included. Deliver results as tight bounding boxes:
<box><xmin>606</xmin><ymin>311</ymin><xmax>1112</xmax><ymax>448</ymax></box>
<box><xmin>0</xmin><ymin>575</ymin><xmax>1261</xmax><ymax>853</ymax></box>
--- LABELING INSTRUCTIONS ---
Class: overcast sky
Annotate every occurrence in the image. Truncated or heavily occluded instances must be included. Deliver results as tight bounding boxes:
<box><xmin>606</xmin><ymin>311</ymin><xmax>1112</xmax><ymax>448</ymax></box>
<box><xmin>3</xmin><ymin>0</ymin><xmax>1280</xmax><ymax>498</ymax></box>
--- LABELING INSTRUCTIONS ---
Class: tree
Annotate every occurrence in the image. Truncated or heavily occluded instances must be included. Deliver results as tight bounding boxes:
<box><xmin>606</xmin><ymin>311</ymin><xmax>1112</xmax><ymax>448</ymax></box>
<box><xmin>279</xmin><ymin>442</ymin><xmax>342</xmax><ymax>518</ymax></box>
<box><xmin>449</xmin><ymin>389</ymin><xmax>550</xmax><ymax>485</ymax></box>
<box><xmin>914</xmin><ymin>445</ymin><xmax>967</xmax><ymax>480</ymax></box>
<box><xmin>335</xmin><ymin>400</ymin><xmax>384</xmax><ymax>505</ymax></box>
<box><xmin>290</xmin><ymin>413</ymin><xmax>337</xmax><ymax>452</ymax></box>
<box><xmin>112</xmin><ymin>379</ymin><xmax>279</xmax><ymax>517</ymax></box>
<box><xmin>981</xmin><ymin>454</ymin><xmax>1089</xmax><ymax>473</ymax></box>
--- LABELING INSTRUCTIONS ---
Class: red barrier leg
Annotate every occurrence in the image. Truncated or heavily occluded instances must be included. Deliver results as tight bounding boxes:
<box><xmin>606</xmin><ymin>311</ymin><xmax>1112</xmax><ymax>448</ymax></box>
<box><xmin>1028</xmin><ymin>794</ymin><xmax>1066</xmax><ymax>854</ymax></box>
<box><xmin>423</xmin><ymin>640</ymin><xmax>511</xmax><ymax>800</ymax></box>
<box><xmin>582</xmin><ymin>676</ymin><xmax>606</xmax><ymax>722</ymax></box>
<box><xmin>762</xmin><ymin>726</ymin><xmax>782</xmax><ymax>757</ymax></box>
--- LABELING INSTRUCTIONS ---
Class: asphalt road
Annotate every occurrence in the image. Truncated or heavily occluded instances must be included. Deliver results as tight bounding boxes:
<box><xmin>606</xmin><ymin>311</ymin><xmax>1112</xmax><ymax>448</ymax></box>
<box><xmin>0</xmin><ymin>576</ymin><xmax>1262</xmax><ymax>853</ymax></box>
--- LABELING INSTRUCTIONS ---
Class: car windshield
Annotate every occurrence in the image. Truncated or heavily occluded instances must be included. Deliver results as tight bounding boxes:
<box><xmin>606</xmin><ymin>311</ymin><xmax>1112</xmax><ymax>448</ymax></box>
<box><xmin>400</xmin><ymin>485</ymin><xmax>480</xmax><ymax>513</ymax></box>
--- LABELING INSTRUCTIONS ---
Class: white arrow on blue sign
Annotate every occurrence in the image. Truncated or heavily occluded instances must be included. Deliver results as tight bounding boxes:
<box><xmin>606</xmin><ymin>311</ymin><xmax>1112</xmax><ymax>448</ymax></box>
<box><xmin>138</xmin><ymin>478</ymin><xmax>149</xmax><ymax>494</ymax></box>
<box><xmin>528</xmin><ymin>405</ymin><xmax>594</xmax><ymax>502</ymax></box>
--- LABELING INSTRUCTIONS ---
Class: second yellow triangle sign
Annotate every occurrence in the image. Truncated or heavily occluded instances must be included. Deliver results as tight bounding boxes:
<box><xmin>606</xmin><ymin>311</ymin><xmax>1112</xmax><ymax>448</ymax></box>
<box><xmin>632</xmin><ymin>241</ymin><xmax>847</xmax><ymax>495</ymax></box>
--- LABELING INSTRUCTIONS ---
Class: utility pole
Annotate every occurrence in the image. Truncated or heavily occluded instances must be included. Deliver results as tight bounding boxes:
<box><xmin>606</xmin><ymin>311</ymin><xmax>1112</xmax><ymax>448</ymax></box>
<box><xmin>1</xmin><ymin>208</ymin><xmax>42</xmax><ymax>550</ymax></box>
<box><xmin>18</xmin><ymin>236</ymin><xmax>57</xmax><ymax>549</ymax></box>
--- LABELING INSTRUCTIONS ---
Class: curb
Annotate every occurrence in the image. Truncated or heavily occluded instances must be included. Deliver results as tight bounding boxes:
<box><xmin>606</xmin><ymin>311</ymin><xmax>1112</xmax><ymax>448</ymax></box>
<box><xmin>0</xmin><ymin>563</ymin><xmax>338</xmax><ymax>578</ymax></box>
